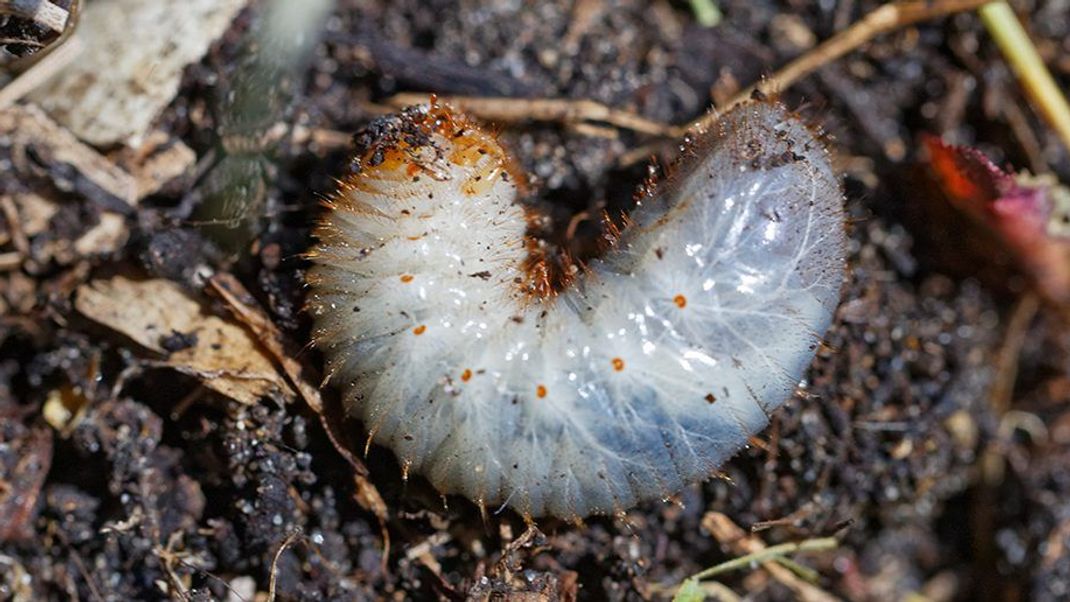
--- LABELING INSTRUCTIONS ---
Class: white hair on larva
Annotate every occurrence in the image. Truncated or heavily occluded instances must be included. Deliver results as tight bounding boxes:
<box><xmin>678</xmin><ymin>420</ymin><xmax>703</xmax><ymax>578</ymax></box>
<box><xmin>307</xmin><ymin>99</ymin><xmax>846</xmax><ymax>520</ymax></box>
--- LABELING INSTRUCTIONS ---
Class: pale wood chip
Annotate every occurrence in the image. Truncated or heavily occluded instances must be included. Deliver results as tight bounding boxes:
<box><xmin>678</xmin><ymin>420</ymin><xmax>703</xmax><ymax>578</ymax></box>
<box><xmin>75</xmin><ymin>276</ymin><xmax>295</xmax><ymax>405</ymax></box>
<box><xmin>30</xmin><ymin>0</ymin><xmax>250</xmax><ymax>146</ymax></box>
<box><xmin>0</xmin><ymin>104</ymin><xmax>137</xmax><ymax>205</ymax></box>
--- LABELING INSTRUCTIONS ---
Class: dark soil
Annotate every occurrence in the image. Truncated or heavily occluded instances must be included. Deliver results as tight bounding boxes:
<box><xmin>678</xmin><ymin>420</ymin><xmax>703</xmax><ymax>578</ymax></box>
<box><xmin>3</xmin><ymin>0</ymin><xmax>1070</xmax><ymax>600</ymax></box>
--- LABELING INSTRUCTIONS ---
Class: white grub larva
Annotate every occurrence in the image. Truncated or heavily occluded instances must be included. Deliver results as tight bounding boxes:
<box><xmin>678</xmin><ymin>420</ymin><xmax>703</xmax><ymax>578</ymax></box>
<box><xmin>307</xmin><ymin>99</ymin><xmax>846</xmax><ymax>520</ymax></box>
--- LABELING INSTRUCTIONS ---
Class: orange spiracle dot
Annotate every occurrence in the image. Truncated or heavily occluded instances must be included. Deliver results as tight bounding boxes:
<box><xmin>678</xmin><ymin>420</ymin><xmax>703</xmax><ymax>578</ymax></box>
<box><xmin>611</xmin><ymin>357</ymin><xmax>625</xmax><ymax>372</ymax></box>
<box><xmin>535</xmin><ymin>385</ymin><xmax>547</xmax><ymax>399</ymax></box>
<box><xmin>673</xmin><ymin>294</ymin><xmax>687</xmax><ymax>308</ymax></box>
<box><xmin>413</xmin><ymin>325</ymin><xmax>427</xmax><ymax>335</ymax></box>
<box><xmin>400</xmin><ymin>274</ymin><xmax>414</xmax><ymax>283</ymax></box>
<box><xmin>461</xmin><ymin>369</ymin><xmax>473</xmax><ymax>382</ymax></box>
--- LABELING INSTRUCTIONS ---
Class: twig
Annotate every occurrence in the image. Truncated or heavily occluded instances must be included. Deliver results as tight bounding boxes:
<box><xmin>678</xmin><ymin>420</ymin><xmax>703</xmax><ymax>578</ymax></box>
<box><xmin>1001</xmin><ymin>97</ymin><xmax>1049</xmax><ymax>174</ymax></box>
<box><xmin>989</xmin><ymin>291</ymin><xmax>1040</xmax><ymax>415</ymax></box>
<box><xmin>0</xmin><ymin>196</ymin><xmax>29</xmax><ymax>257</ymax></box>
<box><xmin>155</xmin><ymin>532</ymin><xmax>193</xmax><ymax>601</ymax></box>
<box><xmin>207</xmin><ymin>272</ymin><xmax>324</xmax><ymax>414</ymax></box>
<box><xmin>0</xmin><ymin>31</ymin><xmax>82</xmax><ymax>109</ymax></box>
<box><xmin>55</xmin><ymin>531</ymin><xmax>106</xmax><ymax>602</ymax></box>
<box><xmin>774</xmin><ymin>555</ymin><xmax>823</xmax><ymax>584</ymax></box>
<box><xmin>971</xmin><ymin>290</ymin><xmax>1041</xmax><ymax>598</ymax></box>
<box><xmin>384</xmin><ymin>92</ymin><xmax>680</xmax><ymax>137</ymax></box>
<box><xmin>0</xmin><ymin>0</ymin><xmax>69</xmax><ymax>33</ymax></box>
<box><xmin>688</xmin><ymin>0</ymin><xmax>993</xmax><ymax>133</ymax></box>
<box><xmin>979</xmin><ymin>1</ymin><xmax>1070</xmax><ymax>155</ymax></box>
<box><xmin>563</xmin><ymin>0</ymin><xmax>604</xmax><ymax>51</ymax></box>
<box><xmin>385</xmin><ymin>1</ymin><xmax>989</xmax><ymax>145</ymax></box>
<box><xmin>0</xmin><ymin>37</ymin><xmax>44</xmax><ymax>47</ymax></box>
<box><xmin>267</xmin><ymin>531</ymin><xmax>303</xmax><ymax>602</ymax></box>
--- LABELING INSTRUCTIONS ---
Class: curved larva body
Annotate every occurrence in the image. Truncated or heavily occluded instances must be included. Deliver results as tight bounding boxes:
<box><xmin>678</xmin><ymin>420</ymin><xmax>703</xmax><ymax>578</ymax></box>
<box><xmin>308</xmin><ymin>101</ymin><xmax>845</xmax><ymax>519</ymax></box>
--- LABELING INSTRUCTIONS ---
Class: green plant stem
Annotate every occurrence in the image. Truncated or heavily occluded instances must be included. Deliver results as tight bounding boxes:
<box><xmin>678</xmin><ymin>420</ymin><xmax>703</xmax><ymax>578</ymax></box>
<box><xmin>688</xmin><ymin>537</ymin><xmax>839</xmax><ymax>582</ymax></box>
<box><xmin>688</xmin><ymin>0</ymin><xmax>722</xmax><ymax>27</ymax></box>
<box><xmin>979</xmin><ymin>1</ymin><xmax>1070</xmax><ymax>156</ymax></box>
<box><xmin>773</xmin><ymin>555</ymin><xmax>822</xmax><ymax>583</ymax></box>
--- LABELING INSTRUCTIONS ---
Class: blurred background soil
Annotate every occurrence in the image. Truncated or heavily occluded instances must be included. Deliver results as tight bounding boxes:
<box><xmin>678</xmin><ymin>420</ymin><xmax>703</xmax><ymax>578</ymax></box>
<box><xmin>2</xmin><ymin>0</ymin><xmax>1070</xmax><ymax>600</ymax></box>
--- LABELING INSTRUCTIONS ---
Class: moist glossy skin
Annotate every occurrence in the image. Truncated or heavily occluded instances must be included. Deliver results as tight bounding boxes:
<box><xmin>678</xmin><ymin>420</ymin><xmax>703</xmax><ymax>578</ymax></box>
<box><xmin>307</xmin><ymin>100</ymin><xmax>846</xmax><ymax>519</ymax></box>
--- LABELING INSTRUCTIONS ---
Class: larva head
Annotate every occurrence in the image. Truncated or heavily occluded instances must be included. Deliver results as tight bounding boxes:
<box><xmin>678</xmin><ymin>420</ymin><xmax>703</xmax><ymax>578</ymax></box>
<box><xmin>345</xmin><ymin>101</ymin><xmax>526</xmax><ymax>198</ymax></box>
<box><xmin>309</xmin><ymin>101</ymin><xmax>575</xmax><ymax>311</ymax></box>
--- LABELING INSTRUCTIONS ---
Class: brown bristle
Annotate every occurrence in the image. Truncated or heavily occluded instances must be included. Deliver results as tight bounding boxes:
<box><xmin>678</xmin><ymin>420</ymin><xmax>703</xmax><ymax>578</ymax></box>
<box><xmin>520</xmin><ymin>238</ymin><xmax>579</xmax><ymax>300</ymax></box>
<box><xmin>597</xmin><ymin>210</ymin><xmax>625</xmax><ymax>253</ymax></box>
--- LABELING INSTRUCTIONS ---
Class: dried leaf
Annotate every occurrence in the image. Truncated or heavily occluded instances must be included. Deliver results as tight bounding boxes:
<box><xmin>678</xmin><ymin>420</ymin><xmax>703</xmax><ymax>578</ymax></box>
<box><xmin>75</xmin><ymin>276</ymin><xmax>294</xmax><ymax>405</ymax></box>
<box><xmin>207</xmin><ymin>273</ymin><xmax>323</xmax><ymax>413</ymax></box>
<box><xmin>923</xmin><ymin>135</ymin><xmax>1070</xmax><ymax>304</ymax></box>
<box><xmin>31</xmin><ymin>0</ymin><xmax>250</xmax><ymax>147</ymax></box>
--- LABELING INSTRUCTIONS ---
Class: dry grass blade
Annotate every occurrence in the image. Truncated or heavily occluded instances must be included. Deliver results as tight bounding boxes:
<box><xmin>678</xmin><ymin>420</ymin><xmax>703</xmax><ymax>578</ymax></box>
<box><xmin>267</xmin><ymin>531</ymin><xmax>303</xmax><ymax>602</ymax></box>
<box><xmin>979</xmin><ymin>1</ymin><xmax>1070</xmax><ymax>156</ymax></box>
